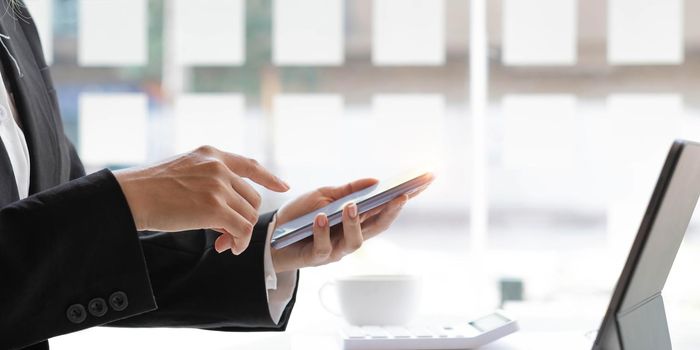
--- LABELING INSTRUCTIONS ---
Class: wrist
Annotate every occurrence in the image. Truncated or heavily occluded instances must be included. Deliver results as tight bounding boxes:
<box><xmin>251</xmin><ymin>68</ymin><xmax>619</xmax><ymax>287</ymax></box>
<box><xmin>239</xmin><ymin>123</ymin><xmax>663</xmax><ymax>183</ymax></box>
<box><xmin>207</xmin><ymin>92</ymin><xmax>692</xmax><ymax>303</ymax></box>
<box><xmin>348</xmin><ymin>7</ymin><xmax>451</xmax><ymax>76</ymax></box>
<box><xmin>267</xmin><ymin>214</ymin><xmax>284</xmax><ymax>274</ymax></box>
<box><xmin>268</xmin><ymin>216</ymin><xmax>298</xmax><ymax>274</ymax></box>
<box><xmin>113</xmin><ymin>169</ymin><xmax>149</xmax><ymax>231</ymax></box>
<box><xmin>271</xmin><ymin>250</ymin><xmax>288</xmax><ymax>274</ymax></box>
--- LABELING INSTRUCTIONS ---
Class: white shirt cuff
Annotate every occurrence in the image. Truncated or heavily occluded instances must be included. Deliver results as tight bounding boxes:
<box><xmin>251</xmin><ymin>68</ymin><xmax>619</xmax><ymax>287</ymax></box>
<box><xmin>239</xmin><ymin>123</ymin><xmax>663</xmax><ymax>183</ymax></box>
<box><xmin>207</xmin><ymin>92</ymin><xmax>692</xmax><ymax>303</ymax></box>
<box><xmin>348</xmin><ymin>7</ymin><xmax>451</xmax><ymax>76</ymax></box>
<box><xmin>263</xmin><ymin>214</ymin><xmax>298</xmax><ymax>324</ymax></box>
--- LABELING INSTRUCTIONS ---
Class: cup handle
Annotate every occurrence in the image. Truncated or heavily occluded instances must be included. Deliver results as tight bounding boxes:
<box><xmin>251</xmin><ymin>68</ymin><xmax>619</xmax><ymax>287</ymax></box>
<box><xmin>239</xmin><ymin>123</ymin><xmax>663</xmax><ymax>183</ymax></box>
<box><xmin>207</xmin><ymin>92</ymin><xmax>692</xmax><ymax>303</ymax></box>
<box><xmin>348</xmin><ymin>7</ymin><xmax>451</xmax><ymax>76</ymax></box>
<box><xmin>318</xmin><ymin>281</ymin><xmax>343</xmax><ymax>317</ymax></box>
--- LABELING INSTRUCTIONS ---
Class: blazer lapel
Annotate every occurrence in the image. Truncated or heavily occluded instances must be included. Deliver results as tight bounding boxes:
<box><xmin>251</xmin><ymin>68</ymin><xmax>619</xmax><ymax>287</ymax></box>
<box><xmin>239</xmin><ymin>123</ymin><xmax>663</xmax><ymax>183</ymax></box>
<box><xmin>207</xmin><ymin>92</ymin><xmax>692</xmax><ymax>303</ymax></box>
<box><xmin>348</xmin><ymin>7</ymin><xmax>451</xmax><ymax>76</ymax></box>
<box><xmin>0</xmin><ymin>2</ymin><xmax>69</xmax><ymax>193</ymax></box>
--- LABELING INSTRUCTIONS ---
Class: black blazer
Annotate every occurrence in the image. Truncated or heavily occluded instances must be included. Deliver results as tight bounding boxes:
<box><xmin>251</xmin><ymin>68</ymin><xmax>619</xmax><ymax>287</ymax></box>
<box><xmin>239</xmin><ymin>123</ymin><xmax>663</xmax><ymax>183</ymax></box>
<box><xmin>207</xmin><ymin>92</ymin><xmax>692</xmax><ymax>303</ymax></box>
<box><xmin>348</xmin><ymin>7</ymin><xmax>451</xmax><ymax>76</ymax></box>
<box><xmin>0</xmin><ymin>2</ymin><xmax>298</xmax><ymax>349</ymax></box>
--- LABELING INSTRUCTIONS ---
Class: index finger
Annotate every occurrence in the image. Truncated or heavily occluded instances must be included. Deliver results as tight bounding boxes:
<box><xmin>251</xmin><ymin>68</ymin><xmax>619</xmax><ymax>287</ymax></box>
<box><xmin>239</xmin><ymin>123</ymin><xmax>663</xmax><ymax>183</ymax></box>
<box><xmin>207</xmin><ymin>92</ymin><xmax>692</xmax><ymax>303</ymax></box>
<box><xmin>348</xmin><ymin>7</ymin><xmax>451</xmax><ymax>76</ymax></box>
<box><xmin>218</xmin><ymin>152</ymin><xmax>290</xmax><ymax>192</ymax></box>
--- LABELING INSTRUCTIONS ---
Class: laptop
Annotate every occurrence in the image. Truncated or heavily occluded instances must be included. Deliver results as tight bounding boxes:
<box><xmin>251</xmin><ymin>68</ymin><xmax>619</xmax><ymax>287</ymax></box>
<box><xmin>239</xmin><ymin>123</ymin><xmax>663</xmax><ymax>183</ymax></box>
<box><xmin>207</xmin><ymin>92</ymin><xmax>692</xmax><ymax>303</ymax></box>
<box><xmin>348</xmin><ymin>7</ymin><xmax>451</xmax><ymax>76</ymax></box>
<box><xmin>591</xmin><ymin>139</ymin><xmax>700</xmax><ymax>349</ymax></box>
<box><xmin>484</xmin><ymin>140</ymin><xmax>700</xmax><ymax>350</ymax></box>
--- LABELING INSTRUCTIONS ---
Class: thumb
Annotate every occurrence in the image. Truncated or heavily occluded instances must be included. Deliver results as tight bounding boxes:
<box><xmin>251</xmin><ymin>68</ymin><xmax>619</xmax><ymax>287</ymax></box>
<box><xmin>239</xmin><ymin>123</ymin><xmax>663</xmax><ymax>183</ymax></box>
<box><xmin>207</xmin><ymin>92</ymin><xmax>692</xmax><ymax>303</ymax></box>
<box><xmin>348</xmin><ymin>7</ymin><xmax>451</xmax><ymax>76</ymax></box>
<box><xmin>325</xmin><ymin>178</ymin><xmax>378</xmax><ymax>199</ymax></box>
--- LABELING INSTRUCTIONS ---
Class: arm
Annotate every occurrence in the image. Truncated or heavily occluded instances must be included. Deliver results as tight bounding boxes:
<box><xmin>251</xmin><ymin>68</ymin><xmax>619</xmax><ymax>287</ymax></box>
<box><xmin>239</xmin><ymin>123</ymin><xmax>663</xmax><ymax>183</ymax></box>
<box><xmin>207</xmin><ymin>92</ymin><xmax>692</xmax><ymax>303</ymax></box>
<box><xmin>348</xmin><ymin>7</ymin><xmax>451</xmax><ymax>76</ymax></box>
<box><xmin>68</xmin><ymin>141</ymin><xmax>299</xmax><ymax>330</ymax></box>
<box><xmin>0</xmin><ymin>142</ymin><xmax>294</xmax><ymax>349</ymax></box>
<box><xmin>0</xmin><ymin>169</ymin><xmax>157</xmax><ymax>350</ymax></box>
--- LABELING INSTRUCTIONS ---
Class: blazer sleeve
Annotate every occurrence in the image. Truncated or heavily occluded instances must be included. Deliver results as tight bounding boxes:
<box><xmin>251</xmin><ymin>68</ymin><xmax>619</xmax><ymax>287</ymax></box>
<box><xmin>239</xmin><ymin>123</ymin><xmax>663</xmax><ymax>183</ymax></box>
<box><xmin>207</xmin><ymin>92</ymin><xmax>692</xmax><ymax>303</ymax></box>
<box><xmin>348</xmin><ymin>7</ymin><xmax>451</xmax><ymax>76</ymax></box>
<box><xmin>0</xmin><ymin>169</ymin><xmax>157</xmax><ymax>350</ymax></box>
<box><xmin>107</xmin><ymin>211</ymin><xmax>300</xmax><ymax>332</ymax></box>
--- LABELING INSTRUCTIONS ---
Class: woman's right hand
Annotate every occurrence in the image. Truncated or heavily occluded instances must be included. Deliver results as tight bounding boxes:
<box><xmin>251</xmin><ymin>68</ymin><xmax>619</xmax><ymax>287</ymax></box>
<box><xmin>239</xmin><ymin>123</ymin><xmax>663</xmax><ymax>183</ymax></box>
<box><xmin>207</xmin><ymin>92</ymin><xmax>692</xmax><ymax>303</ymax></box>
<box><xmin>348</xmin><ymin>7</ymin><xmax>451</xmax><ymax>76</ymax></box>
<box><xmin>113</xmin><ymin>145</ymin><xmax>289</xmax><ymax>255</ymax></box>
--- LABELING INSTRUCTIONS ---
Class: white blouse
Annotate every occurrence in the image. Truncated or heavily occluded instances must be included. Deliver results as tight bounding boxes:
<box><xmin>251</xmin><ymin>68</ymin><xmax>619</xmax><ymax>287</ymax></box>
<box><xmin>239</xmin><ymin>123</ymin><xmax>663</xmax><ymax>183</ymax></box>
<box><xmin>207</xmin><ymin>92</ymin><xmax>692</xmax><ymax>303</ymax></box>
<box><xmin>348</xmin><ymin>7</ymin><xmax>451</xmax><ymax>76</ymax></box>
<box><xmin>0</xmin><ymin>68</ymin><xmax>29</xmax><ymax>199</ymax></box>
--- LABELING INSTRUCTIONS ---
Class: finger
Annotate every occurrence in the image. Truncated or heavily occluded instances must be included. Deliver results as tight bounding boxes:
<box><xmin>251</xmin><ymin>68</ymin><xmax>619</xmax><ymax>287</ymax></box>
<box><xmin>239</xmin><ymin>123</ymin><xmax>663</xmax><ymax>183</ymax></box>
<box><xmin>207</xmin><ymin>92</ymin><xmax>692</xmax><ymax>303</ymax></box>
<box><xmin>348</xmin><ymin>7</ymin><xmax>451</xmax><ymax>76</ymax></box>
<box><xmin>359</xmin><ymin>188</ymin><xmax>419</xmax><ymax>222</ymax></box>
<box><xmin>221</xmin><ymin>187</ymin><xmax>259</xmax><ymax>225</ymax></box>
<box><xmin>359</xmin><ymin>205</ymin><xmax>385</xmax><ymax>222</ymax></box>
<box><xmin>216</xmin><ymin>208</ymin><xmax>255</xmax><ymax>255</ymax></box>
<box><xmin>214</xmin><ymin>233</ymin><xmax>233</xmax><ymax>253</ymax></box>
<box><xmin>341</xmin><ymin>202</ymin><xmax>363</xmax><ymax>254</ymax></box>
<box><xmin>218</xmin><ymin>152</ymin><xmax>289</xmax><ymax>192</ymax></box>
<box><xmin>406</xmin><ymin>173</ymin><xmax>434</xmax><ymax>198</ymax></box>
<box><xmin>361</xmin><ymin>195</ymin><xmax>408</xmax><ymax>238</ymax></box>
<box><xmin>230</xmin><ymin>173</ymin><xmax>263</xmax><ymax>210</ymax></box>
<box><xmin>321</xmin><ymin>178</ymin><xmax>378</xmax><ymax>199</ymax></box>
<box><xmin>406</xmin><ymin>183</ymin><xmax>430</xmax><ymax>199</ymax></box>
<box><xmin>311</xmin><ymin>213</ymin><xmax>332</xmax><ymax>264</ymax></box>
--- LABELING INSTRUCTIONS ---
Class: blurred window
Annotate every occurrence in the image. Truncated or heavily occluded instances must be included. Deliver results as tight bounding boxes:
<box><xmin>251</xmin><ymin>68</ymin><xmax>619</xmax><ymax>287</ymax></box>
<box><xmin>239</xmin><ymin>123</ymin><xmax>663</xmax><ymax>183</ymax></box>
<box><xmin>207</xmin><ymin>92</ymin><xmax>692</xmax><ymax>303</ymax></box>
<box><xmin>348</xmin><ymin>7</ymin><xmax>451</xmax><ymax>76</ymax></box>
<box><xmin>372</xmin><ymin>0</ymin><xmax>445</xmax><ymax>65</ymax></box>
<box><xmin>608</xmin><ymin>0</ymin><xmax>683</xmax><ymax>64</ymax></box>
<box><xmin>172</xmin><ymin>0</ymin><xmax>245</xmax><ymax>65</ymax></box>
<box><xmin>79</xmin><ymin>93</ymin><xmax>148</xmax><ymax>166</ymax></box>
<box><xmin>32</xmin><ymin>1</ymin><xmax>700</xmax><ymax>346</ymax></box>
<box><xmin>273</xmin><ymin>0</ymin><xmax>344</xmax><ymax>65</ymax></box>
<box><xmin>78</xmin><ymin>0</ymin><xmax>148</xmax><ymax>66</ymax></box>
<box><xmin>502</xmin><ymin>0</ymin><xmax>577</xmax><ymax>65</ymax></box>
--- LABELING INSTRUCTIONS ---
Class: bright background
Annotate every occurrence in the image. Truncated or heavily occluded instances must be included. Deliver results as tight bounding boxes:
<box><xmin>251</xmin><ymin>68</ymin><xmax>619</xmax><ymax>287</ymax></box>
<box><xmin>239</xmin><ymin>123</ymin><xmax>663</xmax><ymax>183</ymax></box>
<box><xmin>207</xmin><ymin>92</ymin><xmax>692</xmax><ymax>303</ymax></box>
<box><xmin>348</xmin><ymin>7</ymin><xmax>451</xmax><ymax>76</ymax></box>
<box><xmin>24</xmin><ymin>0</ymin><xmax>700</xmax><ymax>348</ymax></box>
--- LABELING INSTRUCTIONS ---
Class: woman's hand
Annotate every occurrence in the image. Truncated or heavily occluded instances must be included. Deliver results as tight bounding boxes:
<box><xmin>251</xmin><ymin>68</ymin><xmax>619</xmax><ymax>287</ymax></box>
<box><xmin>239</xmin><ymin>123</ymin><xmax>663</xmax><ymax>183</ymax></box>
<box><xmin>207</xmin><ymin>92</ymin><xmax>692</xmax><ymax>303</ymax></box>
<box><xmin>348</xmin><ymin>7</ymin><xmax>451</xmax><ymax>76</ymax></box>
<box><xmin>114</xmin><ymin>145</ymin><xmax>289</xmax><ymax>255</ymax></box>
<box><xmin>271</xmin><ymin>177</ymin><xmax>429</xmax><ymax>273</ymax></box>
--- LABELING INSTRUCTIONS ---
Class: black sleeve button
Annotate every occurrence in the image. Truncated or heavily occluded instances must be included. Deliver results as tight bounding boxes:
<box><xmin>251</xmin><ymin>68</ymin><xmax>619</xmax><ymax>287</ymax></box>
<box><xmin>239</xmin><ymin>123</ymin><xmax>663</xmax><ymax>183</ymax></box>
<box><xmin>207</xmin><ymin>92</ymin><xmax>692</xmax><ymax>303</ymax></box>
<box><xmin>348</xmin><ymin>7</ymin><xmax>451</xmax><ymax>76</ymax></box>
<box><xmin>88</xmin><ymin>298</ymin><xmax>108</xmax><ymax>317</ymax></box>
<box><xmin>109</xmin><ymin>291</ymin><xmax>129</xmax><ymax>311</ymax></box>
<box><xmin>66</xmin><ymin>304</ymin><xmax>87</xmax><ymax>324</ymax></box>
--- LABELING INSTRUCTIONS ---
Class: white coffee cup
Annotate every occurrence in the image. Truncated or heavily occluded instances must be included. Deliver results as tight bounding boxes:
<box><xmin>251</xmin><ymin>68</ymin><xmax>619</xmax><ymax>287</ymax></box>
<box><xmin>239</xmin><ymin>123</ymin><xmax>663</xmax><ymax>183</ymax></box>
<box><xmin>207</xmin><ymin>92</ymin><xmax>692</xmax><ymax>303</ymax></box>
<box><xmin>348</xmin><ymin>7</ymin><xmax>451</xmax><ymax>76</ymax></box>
<box><xmin>318</xmin><ymin>274</ymin><xmax>421</xmax><ymax>326</ymax></box>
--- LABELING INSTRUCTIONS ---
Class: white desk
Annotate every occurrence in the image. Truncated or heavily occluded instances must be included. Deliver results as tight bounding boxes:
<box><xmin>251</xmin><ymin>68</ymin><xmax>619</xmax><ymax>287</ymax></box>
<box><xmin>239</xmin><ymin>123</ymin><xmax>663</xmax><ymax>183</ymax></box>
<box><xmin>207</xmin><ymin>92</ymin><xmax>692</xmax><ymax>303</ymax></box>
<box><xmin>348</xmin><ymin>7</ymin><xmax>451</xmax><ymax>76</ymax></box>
<box><xmin>50</xmin><ymin>297</ymin><xmax>700</xmax><ymax>349</ymax></box>
<box><xmin>52</xmin><ymin>298</ymin><xmax>601</xmax><ymax>350</ymax></box>
<box><xmin>53</xmin><ymin>327</ymin><xmax>592</xmax><ymax>350</ymax></box>
<box><xmin>479</xmin><ymin>331</ymin><xmax>592</xmax><ymax>350</ymax></box>
<box><xmin>279</xmin><ymin>331</ymin><xmax>594</xmax><ymax>350</ymax></box>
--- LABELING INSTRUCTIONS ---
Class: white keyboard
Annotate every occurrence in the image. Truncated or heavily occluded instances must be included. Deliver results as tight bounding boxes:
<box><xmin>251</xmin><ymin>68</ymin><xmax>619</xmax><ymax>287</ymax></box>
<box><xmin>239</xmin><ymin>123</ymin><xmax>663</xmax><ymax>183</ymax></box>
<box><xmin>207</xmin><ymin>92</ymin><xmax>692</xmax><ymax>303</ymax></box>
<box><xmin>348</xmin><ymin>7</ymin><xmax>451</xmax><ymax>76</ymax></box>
<box><xmin>340</xmin><ymin>311</ymin><xmax>519</xmax><ymax>350</ymax></box>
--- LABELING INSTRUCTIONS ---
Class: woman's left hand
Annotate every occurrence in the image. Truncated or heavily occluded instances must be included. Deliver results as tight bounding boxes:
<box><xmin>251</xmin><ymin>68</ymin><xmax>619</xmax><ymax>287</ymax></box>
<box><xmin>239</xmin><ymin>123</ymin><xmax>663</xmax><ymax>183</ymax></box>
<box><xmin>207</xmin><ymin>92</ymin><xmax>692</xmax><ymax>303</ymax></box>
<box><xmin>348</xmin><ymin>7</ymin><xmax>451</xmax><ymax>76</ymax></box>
<box><xmin>271</xmin><ymin>178</ymin><xmax>428</xmax><ymax>273</ymax></box>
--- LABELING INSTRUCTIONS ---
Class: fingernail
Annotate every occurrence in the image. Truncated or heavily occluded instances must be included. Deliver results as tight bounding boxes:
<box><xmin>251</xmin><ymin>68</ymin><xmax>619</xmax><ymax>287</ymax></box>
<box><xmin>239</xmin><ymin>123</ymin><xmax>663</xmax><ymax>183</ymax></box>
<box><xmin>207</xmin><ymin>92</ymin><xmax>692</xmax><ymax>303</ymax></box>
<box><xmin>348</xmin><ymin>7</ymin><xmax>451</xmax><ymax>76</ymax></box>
<box><xmin>348</xmin><ymin>203</ymin><xmax>358</xmax><ymax>219</ymax></box>
<box><xmin>316</xmin><ymin>214</ymin><xmax>327</xmax><ymax>227</ymax></box>
<box><xmin>228</xmin><ymin>237</ymin><xmax>238</xmax><ymax>255</ymax></box>
<box><xmin>278</xmin><ymin>178</ymin><xmax>290</xmax><ymax>190</ymax></box>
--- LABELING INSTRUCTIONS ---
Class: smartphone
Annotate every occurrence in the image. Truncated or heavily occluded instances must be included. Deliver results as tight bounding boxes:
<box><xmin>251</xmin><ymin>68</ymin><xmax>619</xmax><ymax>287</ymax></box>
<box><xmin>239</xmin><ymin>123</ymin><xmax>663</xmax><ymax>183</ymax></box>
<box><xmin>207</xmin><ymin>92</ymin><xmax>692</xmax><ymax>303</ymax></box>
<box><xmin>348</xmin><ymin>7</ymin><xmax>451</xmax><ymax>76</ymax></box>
<box><xmin>271</xmin><ymin>170</ymin><xmax>434</xmax><ymax>249</ymax></box>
